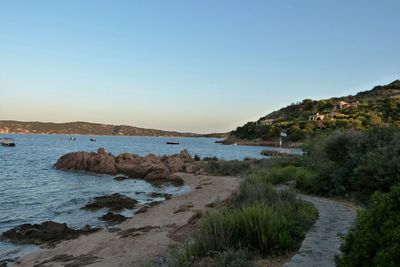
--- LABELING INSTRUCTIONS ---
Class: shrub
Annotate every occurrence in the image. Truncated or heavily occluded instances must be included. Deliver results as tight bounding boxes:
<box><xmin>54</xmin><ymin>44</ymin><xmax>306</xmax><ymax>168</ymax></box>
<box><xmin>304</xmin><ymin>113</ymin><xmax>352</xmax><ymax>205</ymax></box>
<box><xmin>166</xmin><ymin>176</ymin><xmax>318</xmax><ymax>266</ymax></box>
<box><xmin>336</xmin><ymin>186</ymin><xmax>400</xmax><ymax>267</ymax></box>
<box><xmin>203</xmin><ymin>156</ymin><xmax>219</xmax><ymax>161</ymax></box>
<box><xmin>303</xmin><ymin>126</ymin><xmax>400</xmax><ymax>200</ymax></box>
<box><xmin>205</xmin><ymin>160</ymin><xmax>252</xmax><ymax>176</ymax></box>
<box><xmin>247</xmin><ymin>165</ymin><xmax>316</xmax><ymax>190</ymax></box>
<box><xmin>190</xmin><ymin>249</ymin><xmax>255</xmax><ymax>267</ymax></box>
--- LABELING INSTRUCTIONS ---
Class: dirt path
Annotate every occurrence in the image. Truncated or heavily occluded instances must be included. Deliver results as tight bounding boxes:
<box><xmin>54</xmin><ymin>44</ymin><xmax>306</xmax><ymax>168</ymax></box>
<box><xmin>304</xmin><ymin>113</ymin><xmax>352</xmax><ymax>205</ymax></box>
<box><xmin>284</xmin><ymin>194</ymin><xmax>357</xmax><ymax>267</ymax></box>
<box><xmin>14</xmin><ymin>173</ymin><xmax>240</xmax><ymax>267</ymax></box>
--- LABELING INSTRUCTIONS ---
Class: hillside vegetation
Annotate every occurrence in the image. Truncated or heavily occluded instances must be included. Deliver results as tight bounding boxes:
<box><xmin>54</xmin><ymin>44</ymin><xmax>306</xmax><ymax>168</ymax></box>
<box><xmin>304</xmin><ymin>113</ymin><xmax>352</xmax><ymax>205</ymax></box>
<box><xmin>0</xmin><ymin>120</ymin><xmax>225</xmax><ymax>138</ymax></box>
<box><xmin>228</xmin><ymin>80</ymin><xmax>400</xmax><ymax>144</ymax></box>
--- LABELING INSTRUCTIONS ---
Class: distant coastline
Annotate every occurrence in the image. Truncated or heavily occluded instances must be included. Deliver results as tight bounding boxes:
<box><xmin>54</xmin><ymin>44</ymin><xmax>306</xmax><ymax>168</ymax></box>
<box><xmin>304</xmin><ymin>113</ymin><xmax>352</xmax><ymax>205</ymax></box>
<box><xmin>0</xmin><ymin>120</ymin><xmax>227</xmax><ymax>138</ymax></box>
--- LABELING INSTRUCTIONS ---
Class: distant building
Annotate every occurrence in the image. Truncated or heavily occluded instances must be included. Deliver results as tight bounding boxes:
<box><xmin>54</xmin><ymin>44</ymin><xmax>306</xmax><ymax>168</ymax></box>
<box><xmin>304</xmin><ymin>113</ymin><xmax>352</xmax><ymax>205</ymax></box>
<box><xmin>308</xmin><ymin>113</ymin><xmax>325</xmax><ymax>121</ymax></box>
<box><xmin>333</xmin><ymin>100</ymin><xmax>360</xmax><ymax>110</ymax></box>
<box><xmin>259</xmin><ymin>119</ymin><xmax>275</xmax><ymax>126</ymax></box>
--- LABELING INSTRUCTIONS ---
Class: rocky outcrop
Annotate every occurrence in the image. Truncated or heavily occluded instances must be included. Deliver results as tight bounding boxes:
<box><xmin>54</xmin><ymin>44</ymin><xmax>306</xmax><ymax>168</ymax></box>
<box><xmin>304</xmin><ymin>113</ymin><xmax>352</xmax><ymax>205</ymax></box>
<box><xmin>0</xmin><ymin>221</ymin><xmax>99</xmax><ymax>245</ymax></box>
<box><xmin>54</xmin><ymin>148</ymin><xmax>195</xmax><ymax>185</ymax></box>
<box><xmin>83</xmin><ymin>193</ymin><xmax>138</xmax><ymax>211</ymax></box>
<box><xmin>54</xmin><ymin>148</ymin><xmax>117</xmax><ymax>174</ymax></box>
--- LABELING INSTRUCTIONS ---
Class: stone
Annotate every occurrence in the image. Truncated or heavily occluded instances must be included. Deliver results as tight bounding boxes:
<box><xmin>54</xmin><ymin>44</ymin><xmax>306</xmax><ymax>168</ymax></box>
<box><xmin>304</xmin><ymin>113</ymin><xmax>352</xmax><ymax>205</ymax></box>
<box><xmin>135</xmin><ymin>205</ymin><xmax>149</xmax><ymax>214</ymax></box>
<box><xmin>166</xmin><ymin>174</ymin><xmax>184</xmax><ymax>186</ymax></box>
<box><xmin>164</xmin><ymin>156</ymin><xmax>184</xmax><ymax>173</ymax></box>
<box><xmin>53</xmin><ymin>148</ymin><xmax>117</xmax><ymax>174</ymax></box>
<box><xmin>54</xmin><ymin>148</ymin><xmax>195</xmax><ymax>185</ymax></box>
<box><xmin>179</xmin><ymin>149</ymin><xmax>193</xmax><ymax>163</ymax></box>
<box><xmin>144</xmin><ymin>164</ymin><xmax>171</xmax><ymax>183</ymax></box>
<box><xmin>113</xmin><ymin>176</ymin><xmax>129</xmax><ymax>181</ymax></box>
<box><xmin>83</xmin><ymin>193</ymin><xmax>138</xmax><ymax>211</ymax></box>
<box><xmin>0</xmin><ymin>221</ymin><xmax>99</xmax><ymax>245</ymax></box>
<box><xmin>99</xmin><ymin>212</ymin><xmax>127</xmax><ymax>223</ymax></box>
<box><xmin>206</xmin><ymin>195</ymin><xmax>221</xmax><ymax>208</ymax></box>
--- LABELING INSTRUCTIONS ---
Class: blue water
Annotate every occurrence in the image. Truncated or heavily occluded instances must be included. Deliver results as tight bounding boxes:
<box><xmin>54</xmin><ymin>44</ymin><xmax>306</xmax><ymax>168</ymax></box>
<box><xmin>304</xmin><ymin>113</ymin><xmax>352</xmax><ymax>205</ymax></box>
<box><xmin>0</xmin><ymin>134</ymin><xmax>302</xmax><ymax>259</ymax></box>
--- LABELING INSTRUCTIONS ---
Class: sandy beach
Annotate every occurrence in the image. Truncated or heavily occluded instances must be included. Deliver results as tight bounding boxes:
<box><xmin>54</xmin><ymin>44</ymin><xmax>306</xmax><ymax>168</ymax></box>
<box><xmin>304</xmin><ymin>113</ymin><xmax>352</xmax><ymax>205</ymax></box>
<box><xmin>14</xmin><ymin>173</ymin><xmax>241</xmax><ymax>267</ymax></box>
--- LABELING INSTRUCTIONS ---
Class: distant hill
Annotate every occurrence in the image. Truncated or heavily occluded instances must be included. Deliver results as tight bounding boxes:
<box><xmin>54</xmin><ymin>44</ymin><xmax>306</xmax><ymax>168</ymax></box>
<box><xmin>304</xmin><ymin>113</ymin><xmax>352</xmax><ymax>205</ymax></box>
<box><xmin>226</xmin><ymin>80</ymin><xmax>400</xmax><ymax>146</ymax></box>
<box><xmin>0</xmin><ymin>120</ymin><xmax>227</xmax><ymax>138</ymax></box>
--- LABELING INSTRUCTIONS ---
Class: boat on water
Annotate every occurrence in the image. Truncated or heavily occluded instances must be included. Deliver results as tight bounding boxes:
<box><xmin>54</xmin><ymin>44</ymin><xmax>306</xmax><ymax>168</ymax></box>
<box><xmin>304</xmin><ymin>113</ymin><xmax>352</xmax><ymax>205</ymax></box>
<box><xmin>68</xmin><ymin>136</ymin><xmax>76</xmax><ymax>141</ymax></box>
<box><xmin>90</xmin><ymin>136</ymin><xmax>96</xmax><ymax>142</ymax></box>
<box><xmin>166</xmin><ymin>142</ymin><xmax>179</xmax><ymax>145</ymax></box>
<box><xmin>1</xmin><ymin>138</ymin><xmax>16</xmax><ymax>147</ymax></box>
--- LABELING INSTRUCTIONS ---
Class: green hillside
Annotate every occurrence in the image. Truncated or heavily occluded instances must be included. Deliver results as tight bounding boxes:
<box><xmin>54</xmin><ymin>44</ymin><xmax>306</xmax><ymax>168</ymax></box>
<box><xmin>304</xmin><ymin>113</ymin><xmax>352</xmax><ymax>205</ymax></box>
<box><xmin>228</xmin><ymin>80</ymin><xmax>400</xmax><ymax>144</ymax></box>
<box><xmin>0</xmin><ymin>120</ymin><xmax>225</xmax><ymax>138</ymax></box>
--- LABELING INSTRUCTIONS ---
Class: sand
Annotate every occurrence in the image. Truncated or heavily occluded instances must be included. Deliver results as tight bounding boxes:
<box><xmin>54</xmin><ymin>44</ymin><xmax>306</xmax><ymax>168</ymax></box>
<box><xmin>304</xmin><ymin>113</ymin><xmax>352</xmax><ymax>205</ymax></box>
<box><xmin>14</xmin><ymin>173</ymin><xmax>241</xmax><ymax>267</ymax></box>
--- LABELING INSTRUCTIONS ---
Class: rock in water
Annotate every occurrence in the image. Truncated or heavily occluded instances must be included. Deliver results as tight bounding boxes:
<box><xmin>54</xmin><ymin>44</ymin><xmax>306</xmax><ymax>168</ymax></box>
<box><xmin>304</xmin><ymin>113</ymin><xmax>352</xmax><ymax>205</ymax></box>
<box><xmin>83</xmin><ymin>193</ymin><xmax>138</xmax><ymax>211</ymax></box>
<box><xmin>0</xmin><ymin>221</ymin><xmax>98</xmax><ymax>245</ymax></box>
<box><xmin>54</xmin><ymin>148</ymin><xmax>188</xmax><ymax>185</ymax></box>
<box><xmin>54</xmin><ymin>148</ymin><xmax>117</xmax><ymax>174</ymax></box>
<box><xmin>113</xmin><ymin>176</ymin><xmax>129</xmax><ymax>181</ymax></box>
<box><xmin>99</xmin><ymin>212</ymin><xmax>127</xmax><ymax>223</ymax></box>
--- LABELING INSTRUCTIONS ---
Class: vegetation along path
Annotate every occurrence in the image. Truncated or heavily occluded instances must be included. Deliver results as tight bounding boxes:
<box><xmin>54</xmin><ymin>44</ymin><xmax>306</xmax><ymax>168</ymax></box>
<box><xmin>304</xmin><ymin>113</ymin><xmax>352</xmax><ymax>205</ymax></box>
<box><xmin>284</xmin><ymin>193</ymin><xmax>356</xmax><ymax>267</ymax></box>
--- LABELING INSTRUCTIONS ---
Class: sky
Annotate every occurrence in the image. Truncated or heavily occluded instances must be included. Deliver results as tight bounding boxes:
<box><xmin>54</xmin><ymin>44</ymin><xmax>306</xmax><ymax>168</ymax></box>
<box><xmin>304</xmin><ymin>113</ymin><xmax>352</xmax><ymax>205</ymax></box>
<box><xmin>0</xmin><ymin>0</ymin><xmax>399</xmax><ymax>133</ymax></box>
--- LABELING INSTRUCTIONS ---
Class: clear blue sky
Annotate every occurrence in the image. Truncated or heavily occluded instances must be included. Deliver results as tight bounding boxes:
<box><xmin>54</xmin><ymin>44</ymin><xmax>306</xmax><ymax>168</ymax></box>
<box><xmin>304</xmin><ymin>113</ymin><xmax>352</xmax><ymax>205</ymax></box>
<box><xmin>0</xmin><ymin>0</ymin><xmax>399</xmax><ymax>133</ymax></box>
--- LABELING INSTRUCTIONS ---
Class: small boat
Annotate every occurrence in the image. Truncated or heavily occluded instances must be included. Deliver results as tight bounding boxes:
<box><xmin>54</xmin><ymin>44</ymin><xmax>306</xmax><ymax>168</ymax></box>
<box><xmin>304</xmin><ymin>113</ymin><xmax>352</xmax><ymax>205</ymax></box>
<box><xmin>68</xmin><ymin>136</ymin><xmax>76</xmax><ymax>141</ymax></box>
<box><xmin>1</xmin><ymin>138</ymin><xmax>16</xmax><ymax>147</ymax></box>
<box><xmin>90</xmin><ymin>136</ymin><xmax>96</xmax><ymax>142</ymax></box>
<box><xmin>166</xmin><ymin>142</ymin><xmax>179</xmax><ymax>145</ymax></box>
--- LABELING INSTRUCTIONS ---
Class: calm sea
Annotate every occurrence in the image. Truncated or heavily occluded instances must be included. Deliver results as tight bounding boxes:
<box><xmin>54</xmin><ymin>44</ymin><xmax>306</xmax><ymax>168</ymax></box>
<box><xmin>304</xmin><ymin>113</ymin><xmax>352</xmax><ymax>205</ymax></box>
<box><xmin>0</xmin><ymin>134</ymin><xmax>302</xmax><ymax>260</ymax></box>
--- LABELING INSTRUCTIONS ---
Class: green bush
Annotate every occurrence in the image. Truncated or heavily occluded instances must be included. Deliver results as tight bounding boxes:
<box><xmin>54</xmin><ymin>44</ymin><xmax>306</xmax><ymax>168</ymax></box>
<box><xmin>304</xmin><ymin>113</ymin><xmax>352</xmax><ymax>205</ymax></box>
<box><xmin>166</xmin><ymin>176</ymin><xmax>318</xmax><ymax>266</ymax></box>
<box><xmin>302</xmin><ymin>127</ymin><xmax>400</xmax><ymax>200</ymax></box>
<box><xmin>190</xmin><ymin>249</ymin><xmax>256</xmax><ymax>267</ymax></box>
<box><xmin>203</xmin><ymin>156</ymin><xmax>219</xmax><ymax>161</ymax></box>
<box><xmin>248</xmin><ymin>165</ymin><xmax>315</xmax><ymax>187</ymax></box>
<box><xmin>336</xmin><ymin>186</ymin><xmax>400</xmax><ymax>267</ymax></box>
<box><xmin>205</xmin><ymin>160</ymin><xmax>252</xmax><ymax>176</ymax></box>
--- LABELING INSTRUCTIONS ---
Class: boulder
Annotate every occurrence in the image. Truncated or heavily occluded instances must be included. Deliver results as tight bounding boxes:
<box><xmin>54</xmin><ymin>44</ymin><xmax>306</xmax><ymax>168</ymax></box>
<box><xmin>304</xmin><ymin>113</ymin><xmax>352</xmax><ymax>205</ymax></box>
<box><xmin>115</xmin><ymin>153</ymin><xmax>141</xmax><ymax>164</ymax></box>
<box><xmin>0</xmin><ymin>221</ymin><xmax>98</xmax><ymax>245</ymax></box>
<box><xmin>54</xmin><ymin>148</ymin><xmax>117</xmax><ymax>174</ymax></box>
<box><xmin>116</xmin><ymin>163</ymin><xmax>151</xmax><ymax>178</ymax></box>
<box><xmin>179</xmin><ymin>149</ymin><xmax>193</xmax><ymax>163</ymax></box>
<box><xmin>144</xmin><ymin>164</ymin><xmax>171</xmax><ymax>184</ymax></box>
<box><xmin>83</xmin><ymin>193</ymin><xmax>138</xmax><ymax>211</ymax></box>
<box><xmin>54</xmin><ymin>148</ymin><xmax>195</xmax><ymax>185</ymax></box>
<box><xmin>165</xmin><ymin>156</ymin><xmax>185</xmax><ymax>173</ymax></box>
<box><xmin>99</xmin><ymin>212</ymin><xmax>127</xmax><ymax>223</ymax></box>
<box><xmin>165</xmin><ymin>174</ymin><xmax>184</xmax><ymax>186</ymax></box>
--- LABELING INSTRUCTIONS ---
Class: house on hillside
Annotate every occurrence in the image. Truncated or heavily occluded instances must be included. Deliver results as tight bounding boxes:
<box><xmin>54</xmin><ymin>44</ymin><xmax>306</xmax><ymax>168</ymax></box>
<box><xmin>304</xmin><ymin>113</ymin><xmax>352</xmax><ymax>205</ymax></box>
<box><xmin>308</xmin><ymin>113</ymin><xmax>325</xmax><ymax>121</ymax></box>
<box><xmin>333</xmin><ymin>100</ymin><xmax>360</xmax><ymax>110</ymax></box>
<box><xmin>259</xmin><ymin>119</ymin><xmax>275</xmax><ymax>126</ymax></box>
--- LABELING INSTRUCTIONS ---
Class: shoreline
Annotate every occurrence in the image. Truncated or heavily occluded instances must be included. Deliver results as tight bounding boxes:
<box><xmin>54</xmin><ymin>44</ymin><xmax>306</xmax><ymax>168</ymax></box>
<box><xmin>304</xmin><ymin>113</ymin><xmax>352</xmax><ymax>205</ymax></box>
<box><xmin>13</xmin><ymin>173</ymin><xmax>241</xmax><ymax>267</ymax></box>
<box><xmin>222</xmin><ymin>140</ymin><xmax>303</xmax><ymax>148</ymax></box>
